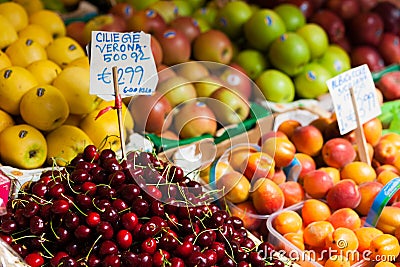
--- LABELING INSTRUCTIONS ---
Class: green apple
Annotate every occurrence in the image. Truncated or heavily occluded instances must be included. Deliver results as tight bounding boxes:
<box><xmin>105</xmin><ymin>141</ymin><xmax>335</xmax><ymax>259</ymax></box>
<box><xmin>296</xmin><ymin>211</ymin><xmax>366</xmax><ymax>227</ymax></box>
<box><xmin>215</xmin><ymin>1</ymin><xmax>252</xmax><ymax>40</ymax></box>
<box><xmin>175</xmin><ymin>61</ymin><xmax>210</xmax><ymax>81</ymax></box>
<box><xmin>294</xmin><ymin>62</ymin><xmax>332</xmax><ymax>99</ymax></box>
<box><xmin>296</xmin><ymin>23</ymin><xmax>329</xmax><ymax>60</ymax></box>
<box><xmin>317</xmin><ymin>44</ymin><xmax>351</xmax><ymax>77</ymax></box>
<box><xmin>124</xmin><ymin>0</ymin><xmax>158</xmax><ymax>10</ymax></box>
<box><xmin>233</xmin><ymin>49</ymin><xmax>268</xmax><ymax>80</ymax></box>
<box><xmin>192</xmin><ymin>29</ymin><xmax>233</xmax><ymax>64</ymax></box>
<box><xmin>255</xmin><ymin>69</ymin><xmax>295</xmax><ymax>103</ymax></box>
<box><xmin>193</xmin><ymin>17</ymin><xmax>211</xmax><ymax>33</ymax></box>
<box><xmin>273</xmin><ymin>3</ymin><xmax>306</xmax><ymax>32</ymax></box>
<box><xmin>173</xmin><ymin>0</ymin><xmax>193</xmax><ymax>16</ymax></box>
<box><xmin>156</xmin><ymin>75</ymin><xmax>197</xmax><ymax>108</ymax></box>
<box><xmin>268</xmin><ymin>32</ymin><xmax>310</xmax><ymax>77</ymax></box>
<box><xmin>192</xmin><ymin>6</ymin><xmax>218</xmax><ymax>28</ymax></box>
<box><xmin>207</xmin><ymin>87</ymin><xmax>250</xmax><ymax>125</ymax></box>
<box><xmin>186</xmin><ymin>0</ymin><xmax>206</xmax><ymax>10</ymax></box>
<box><xmin>149</xmin><ymin>1</ymin><xmax>178</xmax><ymax>23</ymax></box>
<box><xmin>193</xmin><ymin>75</ymin><xmax>224</xmax><ymax>98</ymax></box>
<box><xmin>244</xmin><ymin>9</ymin><xmax>286</xmax><ymax>51</ymax></box>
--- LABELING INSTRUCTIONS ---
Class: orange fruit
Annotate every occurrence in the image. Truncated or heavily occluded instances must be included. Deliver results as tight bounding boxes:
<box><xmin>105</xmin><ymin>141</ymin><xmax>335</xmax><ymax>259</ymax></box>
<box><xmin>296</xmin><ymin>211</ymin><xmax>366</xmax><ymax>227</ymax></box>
<box><xmin>354</xmin><ymin>227</ymin><xmax>384</xmax><ymax>253</ymax></box>
<box><xmin>325</xmin><ymin>227</ymin><xmax>359</xmax><ymax>254</ymax></box>
<box><xmin>327</xmin><ymin>208</ymin><xmax>361</xmax><ymax>230</ymax></box>
<box><xmin>303</xmin><ymin>221</ymin><xmax>335</xmax><ymax>248</ymax></box>
<box><xmin>324</xmin><ymin>255</ymin><xmax>351</xmax><ymax>267</ymax></box>
<box><xmin>301</xmin><ymin>199</ymin><xmax>331</xmax><ymax>226</ymax></box>
<box><xmin>340</xmin><ymin>161</ymin><xmax>376</xmax><ymax>185</ymax></box>
<box><xmin>283</xmin><ymin>232</ymin><xmax>305</xmax><ymax>250</ymax></box>
<box><xmin>273</xmin><ymin>210</ymin><xmax>303</xmax><ymax>235</ymax></box>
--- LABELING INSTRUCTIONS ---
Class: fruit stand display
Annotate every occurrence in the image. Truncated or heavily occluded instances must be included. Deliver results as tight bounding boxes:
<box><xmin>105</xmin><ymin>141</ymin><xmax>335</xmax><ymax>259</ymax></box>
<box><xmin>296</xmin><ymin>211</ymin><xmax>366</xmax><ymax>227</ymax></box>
<box><xmin>0</xmin><ymin>0</ymin><xmax>399</xmax><ymax>266</ymax></box>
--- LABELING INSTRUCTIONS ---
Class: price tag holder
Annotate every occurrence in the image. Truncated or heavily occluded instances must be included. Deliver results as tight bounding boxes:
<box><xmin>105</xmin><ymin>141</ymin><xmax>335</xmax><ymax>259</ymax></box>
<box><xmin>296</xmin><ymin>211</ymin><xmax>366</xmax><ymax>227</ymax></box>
<box><xmin>89</xmin><ymin>31</ymin><xmax>158</xmax><ymax>101</ymax></box>
<box><xmin>326</xmin><ymin>64</ymin><xmax>381</xmax><ymax>135</ymax></box>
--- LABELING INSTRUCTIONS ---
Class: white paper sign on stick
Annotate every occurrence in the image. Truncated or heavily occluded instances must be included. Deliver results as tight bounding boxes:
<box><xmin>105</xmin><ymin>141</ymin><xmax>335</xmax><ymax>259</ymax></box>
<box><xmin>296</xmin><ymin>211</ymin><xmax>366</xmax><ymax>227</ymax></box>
<box><xmin>89</xmin><ymin>31</ymin><xmax>158</xmax><ymax>101</ymax></box>
<box><xmin>326</xmin><ymin>64</ymin><xmax>381</xmax><ymax>135</ymax></box>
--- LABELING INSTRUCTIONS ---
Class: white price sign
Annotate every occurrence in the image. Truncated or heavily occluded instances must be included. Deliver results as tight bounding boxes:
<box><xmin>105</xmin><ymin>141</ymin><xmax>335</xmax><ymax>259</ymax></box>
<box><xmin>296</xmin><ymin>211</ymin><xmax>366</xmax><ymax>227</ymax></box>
<box><xmin>89</xmin><ymin>31</ymin><xmax>158</xmax><ymax>101</ymax></box>
<box><xmin>326</xmin><ymin>64</ymin><xmax>381</xmax><ymax>135</ymax></box>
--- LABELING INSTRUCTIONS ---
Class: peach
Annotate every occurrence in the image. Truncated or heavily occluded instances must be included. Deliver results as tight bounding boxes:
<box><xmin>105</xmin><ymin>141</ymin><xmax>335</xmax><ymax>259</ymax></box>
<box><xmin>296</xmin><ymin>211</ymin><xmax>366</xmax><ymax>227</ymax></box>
<box><xmin>257</xmin><ymin>130</ymin><xmax>288</xmax><ymax>146</ymax></box>
<box><xmin>279</xmin><ymin>181</ymin><xmax>305</xmax><ymax>208</ymax></box>
<box><xmin>327</xmin><ymin>208</ymin><xmax>361</xmax><ymax>230</ymax></box>
<box><xmin>302</xmin><ymin>170</ymin><xmax>334</xmax><ymax>199</ymax></box>
<box><xmin>376</xmin><ymin>164</ymin><xmax>400</xmax><ymax>176</ymax></box>
<box><xmin>318</xmin><ymin>167</ymin><xmax>340</xmax><ymax>184</ymax></box>
<box><xmin>377</xmin><ymin>170</ymin><xmax>398</xmax><ymax>185</ymax></box>
<box><xmin>326</xmin><ymin>179</ymin><xmax>361</xmax><ymax>211</ymax></box>
<box><xmin>374</xmin><ymin>139</ymin><xmax>399</xmax><ymax>165</ymax></box>
<box><xmin>250</xmin><ymin>178</ymin><xmax>284</xmax><ymax>215</ymax></box>
<box><xmin>295</xmin><ymin>152</ymin><xmax>316</xmax><ymax>179</ymax></box>
<box><xmin>325</xmin><ymin>227</ymin><xmax>359</xmax><ymax>254</ymax></box>
<box><xmin>270</xmin><ymin>167</ymin><xmax>286</xmax><ymax>185</ymax></box>
<box><xmin>322</xmin><ymin>138</ymin><xmax>356</xmax><ymax>168</ymax></box>
<box><xmin>380</xmin><ymin>132</ymin><xmax>400</xmax><ymax>150</ymax></box>
<box><xmin>261</xmin><ymin>136</ymin><xmax>296</xmax><ymax>168</ymax></box>
<box><xmin>277</xmin><ymin>119</ymin><xmax>301</xmax><ymax>139</ymax></box>
<box><xmin>291</xmin><ymin>125</ymin><xmax>324</xmax><ymax>157</ymax></box>
<box><xmin>239</xmin><ymin>151</ymin><xmax>275</xmax><ymax>181</ymax></box>
<box><xmin>355</xmin><ymin>181</ymin><xmax>384</xmax><ymax>216</ymax></box>
<box><xmin>340</xmin><ymin>161</ymin><xmax>376</xmax><ymax>185</ymax></box>
<box><xmin>215</xmin><ymin>171</ymin><xmax>250</xmax><ymax>204</ymax></box>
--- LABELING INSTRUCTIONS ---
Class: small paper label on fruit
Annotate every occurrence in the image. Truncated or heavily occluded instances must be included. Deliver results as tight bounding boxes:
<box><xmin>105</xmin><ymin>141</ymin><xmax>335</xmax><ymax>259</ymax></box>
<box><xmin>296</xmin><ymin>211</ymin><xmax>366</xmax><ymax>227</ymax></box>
<box><xmin>326</xmin><ymin>64</ymin><xmax>381</xmax><ymax>135</ymax></box>
<box><xmin>89</xmin><ymin>31</ymin><xmax>158</xmax><ymax>101</ymax></box>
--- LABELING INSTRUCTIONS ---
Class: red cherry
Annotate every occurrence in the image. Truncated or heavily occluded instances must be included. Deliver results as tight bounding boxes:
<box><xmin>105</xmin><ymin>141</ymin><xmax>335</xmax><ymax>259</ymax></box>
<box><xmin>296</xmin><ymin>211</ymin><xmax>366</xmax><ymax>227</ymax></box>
<box><xmin>116</xmin><ymin>229</ymin><xmax>133</xmax><ymax>250</ymax></box>
<box><xmin>85</xmin><ymin>211</ymin><xmax>101</xmax><ymax>227</ymax></box>
<box><xmin>121</xmin><ymin>212</ymin><xmax>138</xmax><ymax>231</ymax></box>
<box><xmin>141</xmin><ymin>237</ymin><xmax>157</xmax><ymax>254</ymax></box>
<box><xmin>50</xmin><ymin>251</ymin><xmax>68</xmax><ymax>267</ymax></box>
<box><xmin>24</xmin><ymin>253</ymin><xmax>44</xmax><ymax>267</ymax></box>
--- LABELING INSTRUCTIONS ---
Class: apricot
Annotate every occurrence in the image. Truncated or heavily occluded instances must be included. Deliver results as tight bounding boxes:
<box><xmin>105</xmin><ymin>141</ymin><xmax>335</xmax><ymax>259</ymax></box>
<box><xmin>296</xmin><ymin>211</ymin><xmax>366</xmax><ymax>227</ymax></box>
<box><xmin>215</xmin><ymin>171</ymin><xmax>250</xmax><ymax>204</ymax></box>
<box><xmin>239</xmin><ymin>151</ymin><xmax>275</xmax><ymax>181</ymax></box>
<box><xmin>326</xmin><ymin>179</ymin><xmax>361</xmax><ymax>211</ymax></box>
<box><xmin>301</xmin><ymin>199</ymin><xmax>331</xmax><ymax>226</ymax></box>
<box><xmin>377</xmin><ymin>170</ymin><xmax>399</xmax><ymax>185</ymax></box>
<box><xmin>270</xmin><ymin>167</ymin><xmax>286</xmax><ymax>185</ymax></box>
<box><xmin>325</xmin><ymin>227</ymin><xmax>359</xmax><ymax>254</ymax></box>
<box><xmin>375</xmin><ymin>262</ymin><xmax>397</xmax><ymax>267</ymax></box>
<box><xmin>277</xmin><ymin>119</ymin><xmax>301</xmax><ymax>139</ymax></box>
<box><xmin>273</xmin><ymin>210</ymin><xmax>303</xmax><ymax>235</ymax></box>
<box><xmin>283</xmin><ymin>232</ymin><xmax>305</xmax><ymax>250</ymax></box>
<box><xmin>228</xmin><ymin>145</ymin><xmax>258</xmax><ymax>172</ymax></box>
<box><xmin>363</xmin><ymin>117</ymin><xmax>382</xmax><ymax>147</ymax></box>
<box><xmin>291</xmin><ymin>125</ymin><xmax>324</xmax><ymax>157</ymax></box>
<box><xmin>302</xmin><ymin>170</ymin><xmax>334</xmax><ymax>199</ymax></box>
<box><xmin>322</xmin><ymin>138</ymin><xmax>356</xmax><ymax>169</ymax></box>
<box><xmin>340</xmin><ymin>161</ymin><xmax>376</xmax><ymax>185</ymax></box>
<box><xmin>355</xmin><ymin>181</ymin><xmax>384</xmax><ymax>216</ymax></box>
<box><xmin>303</xmin><ymin>221</ymin><xmax>335</xmax><ymax>248</ymax></box>
<box><xmin>369</xmin><ymin>234</ymin><xmax>400</xmax><ymax>262</ymax></box>
<box><xmin>318</xmin><ymin>167</ymin><xmax>340</xmax><ymax>184</ymax></box>
<box><xmin>354</xmin><ymin>227</ymin><xmax>383</xmax><ymax>253</ymax></box>
<box><xmin>250</xmin><ymin>178</ymin><xmax>284</xmax><ymax>215</ymax></box>
<box><xmin>279</xmin><ymin>181</ymin><xmax>305</xmax><ymax>208</ymax></box>
<box><xmin>327</xmin><ymin>208</ymin><xmax>361</xmax><ymax>230</ymax></box>
<box><xmin>262</xmin><ymin>136</ymin><xmax>296</xmax><ymax>168</ymax></box>
<box><xmin>376</xmin><ymin>206</ymin><xmax>400</xmax><ymax>235</ymax></box>
<box><xmin>324</xmin><ymin>255</ymin><xmax>351</xmax><ymax>267</ymax></box>
<box><xmin>295</xmin><ymin>152</ymin><xmax>316</xmax><ymax>179</ymax></box>
<box><xmin>376</xmin><ymin>164</ymin><xmax>400</xmax><ymax>176</ymax></box>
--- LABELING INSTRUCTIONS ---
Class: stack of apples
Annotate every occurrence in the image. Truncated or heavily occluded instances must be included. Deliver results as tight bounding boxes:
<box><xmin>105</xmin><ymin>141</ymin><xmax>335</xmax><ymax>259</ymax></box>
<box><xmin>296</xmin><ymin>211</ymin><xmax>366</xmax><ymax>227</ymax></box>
<box><xmin>0</xmin><ymin>2</ymin><xmax>136</xmax><ymax>170</ymax></box>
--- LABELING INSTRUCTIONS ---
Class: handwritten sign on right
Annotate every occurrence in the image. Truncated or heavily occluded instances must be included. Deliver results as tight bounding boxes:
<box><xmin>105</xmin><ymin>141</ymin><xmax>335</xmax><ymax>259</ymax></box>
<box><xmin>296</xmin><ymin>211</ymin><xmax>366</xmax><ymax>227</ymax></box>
<box><xmin>326</xmin><ymin>64</ymin><xmax>381</xmax><ymax>135</ymax></box>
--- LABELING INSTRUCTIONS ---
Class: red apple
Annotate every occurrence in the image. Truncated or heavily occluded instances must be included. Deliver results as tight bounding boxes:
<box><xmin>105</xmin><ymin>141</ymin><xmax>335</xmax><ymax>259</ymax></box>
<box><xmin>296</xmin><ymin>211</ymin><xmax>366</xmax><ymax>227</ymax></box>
<box><xmin>322</xmin><ymin>138</ymin><xmax>356</xmax><ymax>168</ymax></box>
<box><xmin>350</xmin><ymin>45</ymin><xmax>385</xmax><ymax>72</ymax></box>
<box><xmin>154</xmin><ymin>28</ymin><xmax>191</xmax><ymax>66</ymax></box>
<box><xmin>109</xmin><ymin>2</ymin><xmax>135</xmax><ymax>21</ymax></box>
<box><xmin>358</xmin><ymin>0</ymin><xmax>378</xmax><ymax>12</ymax></box>
<box><xmin>126</xmin><ymin>9</ymin><xmax>167</xmax><ymax>35</ymax></box>
<box><xmin>66</xmin><ymin>21</ymin><xmax>86</xmax><ymax>47</ymax></box>
<box><xmin>150</xmin><ymin>35</ymin><xmax>163</xmax><ymax>66</ymax></box>
<box><xmin>309</xmin><ymin>9</ymin><xmax>345</xmax><ymax>43</ymax></box>
<box><xmin>348</xmin><ymin>12</ymin><xmax>384</xmax><ymax>47</ymax></box>
<box><xmin>333</xmin><ymin>36</ymin><xmax>352</xmax><ymax>54</ymax></box>
<box><xmin>169</xmin><ymin>16</ymin><xmax>201</xmax><ymax>43</ymax></box>
<box><xmin>372</xmin><ymin>1</ymin><xmax>400</xmax><ymax>35</ymax></box>
<box><xmin>192</xmin><ymin>29</ymin><xmax>233</xmax><ymax>64</ymax></box>
<box><xmin>173</xmin><ymin>100</ymin><xmax>217</xmax><ymax>139</ymax></box>
<box><xmin>378</xmin><ymin>33</ymin><xmax>400</xmax><ymax>65</ymax></box>
<box><xmin>325</xmin><ymin>0</ymin><xmax>360</xmax><ymax>20</ymax></box>
<box><xmin>377</xmin><ymin>71</ymin><xmax>400</xmax><ymax>101</ymax></box>
<box><xmin>129</xmin><ymin>91</ymin><xmax>172</xmax><ymax>134</ymax></box>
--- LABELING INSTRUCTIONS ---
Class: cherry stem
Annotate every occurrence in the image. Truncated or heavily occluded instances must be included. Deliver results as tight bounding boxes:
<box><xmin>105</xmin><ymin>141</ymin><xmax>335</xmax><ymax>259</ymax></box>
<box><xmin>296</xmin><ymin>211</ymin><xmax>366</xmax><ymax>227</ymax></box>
<box><xmin>85</xmin><ymin>234</ymin><xmax>102</xmax><ymax>261</ymax></box>
<box><xmin>61</xmin><ymin>193</ymin><xmax>87</xmax><ymax>217</ymax></box>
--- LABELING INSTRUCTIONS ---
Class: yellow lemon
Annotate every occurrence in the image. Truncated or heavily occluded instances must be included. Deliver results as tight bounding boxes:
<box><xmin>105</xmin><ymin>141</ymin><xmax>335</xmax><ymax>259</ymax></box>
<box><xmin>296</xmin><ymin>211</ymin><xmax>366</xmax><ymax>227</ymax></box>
<box><xmin>0</xmin><ymin>66</ymin><xmax>38</xmax><ymax>115</ymax></box>
<box><xmin>5</xmin><ymin>37</ymin><xmax>47</xmax><ymax>67</ymax></box>
<box><xmin>96</xmin><ymin>100</ymin><xmax>134</xmax><ymax>131</ymax></box>
<box><xmin>80</xmin><ymin>107</ymin><xmax>127</xmax><ymax>152</ymax></box>
<box><xmin>0</xmin><ymin>109</ymin><xmax>14</xmax><ymax>134</ymax></box>
<box><xmin>52</xmin><ymin>66</ymin><xmax>102</xmax><ymax>115</ymax></box>
<box><xmin>0</xmin><ymin>15</ymin><xmax>18</xmax><ymax>50</ymax></box>
<box><xmin>0</xmin><ymin>50</ymin><xmax>11</xmax><ymax>71</ymax></box>
<box><xmin>46</xmin><ymin>125</ymin><xmax>93</xmax><ymax>166</ymax></box>
<box><xmin>26</xmin><ymin>59</ymin><xmax>62</xmax><ymax>85</ymax></box>
<box><xmin>64</xmin><ymin>56</ymin><xmax>89</xmax><ymax>69</ymax></box>
<box><xmin>0</xmin><ymin>2</ymin><xmax>28</xmax><ymax>32</ymax></box>
<box><xmin>12</xmin><ymin>0</ymin><xmax>43</xmax><ymax>15</ymax></box>
<box><xmin>29</xmin><ymin>9</ymin><xmax>66</xmax><ymax>38</ymax></box>
<box><xmin>46</xmin><ymin>36</ymin><xmax>86</xmax><ymax>68</ymax></box>
<box><xmin>0</xmin><ymin>124</ymin><xmax>47</xmax><ymax>169</ymax></box>
<box><xmin>20</xmin><ymin>85</ymin><xmax>69</xmax><ymax>131</ymax></box>
<box><xmin>18</xmin><ymin>24</ymin><xmax>53</xmax><ymax>48</ymax></box>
